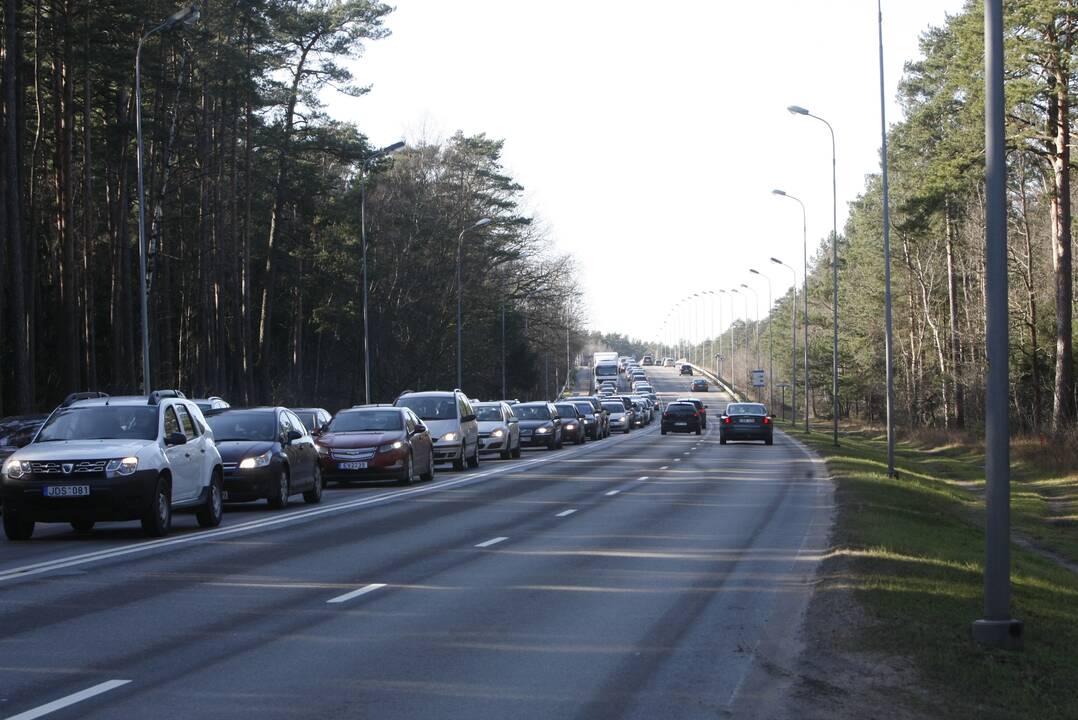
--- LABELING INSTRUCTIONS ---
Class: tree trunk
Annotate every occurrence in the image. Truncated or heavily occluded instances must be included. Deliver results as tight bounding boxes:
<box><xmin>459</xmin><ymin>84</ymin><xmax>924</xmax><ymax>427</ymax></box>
<box><xmin>5</xmin><ymin>0</ymin><xmax>30</xmax><ymax>411</ymax></box>
<box><xmin>1048</xmin><ymin>44</ymin><xmax>1074</xmax><ymax>431</ymax></box>
<box><xmin>944</xmin><ymin>203</ymin><xmax>964</xmax><ymax>427</ymax></box>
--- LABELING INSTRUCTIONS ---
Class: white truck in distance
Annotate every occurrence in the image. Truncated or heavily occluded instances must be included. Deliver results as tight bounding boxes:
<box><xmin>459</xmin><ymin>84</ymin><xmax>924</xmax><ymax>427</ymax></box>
<box><xmin>592</xmin><ymin>351</ymin><xmax>619</xmax><ymax>392</ymax></box>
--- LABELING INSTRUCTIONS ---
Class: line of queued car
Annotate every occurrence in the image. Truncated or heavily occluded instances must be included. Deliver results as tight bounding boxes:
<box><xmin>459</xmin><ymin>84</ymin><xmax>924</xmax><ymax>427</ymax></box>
<box><xmin>0</xmin><ymin>384</ymin><xmax>631</xmax><ymax>542</ymax></box>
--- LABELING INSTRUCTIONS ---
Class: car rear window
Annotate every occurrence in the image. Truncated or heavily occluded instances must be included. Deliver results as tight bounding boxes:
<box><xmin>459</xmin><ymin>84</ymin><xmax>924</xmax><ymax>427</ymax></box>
<box><xmin>666</xmin><ymin>403</ymin><xmax>695</xmax><ymax>414</ymax></box>
<box><xmin>327</xmin><ymin>410</ymin><xmax>403</xmax><ymax>432</ymax></box>
<box><xmin>727</xmin><ymin>404</ymin><xmax>766</xmax><ymax>415</ymax></box>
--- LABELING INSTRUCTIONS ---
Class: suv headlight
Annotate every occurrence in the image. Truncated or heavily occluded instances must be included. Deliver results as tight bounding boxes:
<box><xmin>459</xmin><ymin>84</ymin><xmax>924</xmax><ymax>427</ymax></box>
<box><xmin>377</xmin><ymin>440</ymin><xmax>405</xmax><ymax>454</ymax></box>
<box><xmin>491</xmin><ymin>428</ymin><xmax>505</xmax><ymax>438</ymax></box>
<box><xmin>536</xmin><ymin>426</ymin><xmax>550</xmax><ymax>434</ymax></box>
<box><xmin>441</xmin><ymin>432</ymin><xmax>459</xmax><ymax>443</ymax></box>
<box><xmin>239</xmin><ymin>450</ymin><xmax>273</xmax><ymax>469</ymax></box>
<box><xmin>564</xmin><ymin>422</ymin><xmax>577</xmax><ymax>431</ymax></box>
<box><xmin>3</xmin><ymin>459</ymin><xmax>29</xmax><ymax>479</ymax></box>
<box><xmin>106</xmin><ymin>456</ymin><xmax>139</xmax><ymax>476</ymax></box>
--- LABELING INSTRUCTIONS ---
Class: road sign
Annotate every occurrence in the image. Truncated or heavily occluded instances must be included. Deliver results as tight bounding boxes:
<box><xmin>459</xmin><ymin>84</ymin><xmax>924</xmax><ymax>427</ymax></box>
<box><xmin>751</xmin><ymin>370</ymin><xmax>765</xmax><ymax>388</ymax></box>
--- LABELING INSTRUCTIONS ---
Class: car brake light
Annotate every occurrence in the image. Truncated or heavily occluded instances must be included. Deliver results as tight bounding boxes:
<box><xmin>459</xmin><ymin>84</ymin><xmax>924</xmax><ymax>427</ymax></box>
<box><xmin>724</xmin><ymin>417</ymin><xmax>732</xmax><ymax>424</ymax></box>
<box><xmin>763</xmin><ymin>416</ymin><xmax>771</xmax><ymax>425</ymax></box>
<box><xmin>692</xmin><ymin>411</ymin><xmax>699</xmax><ymax>417</ymax></box>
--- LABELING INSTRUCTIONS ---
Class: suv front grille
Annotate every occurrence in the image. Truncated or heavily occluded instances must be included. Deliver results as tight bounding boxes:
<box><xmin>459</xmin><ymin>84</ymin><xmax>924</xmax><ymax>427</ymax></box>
<box><xmin>30</xmin><ymin>460</ymin><xmax>108</xmax><ymax>475</ymax></box>
<box><xmin>331</xmin><ymin>449</ymin><xmax>375</xmax><ymax>461</ymax></box>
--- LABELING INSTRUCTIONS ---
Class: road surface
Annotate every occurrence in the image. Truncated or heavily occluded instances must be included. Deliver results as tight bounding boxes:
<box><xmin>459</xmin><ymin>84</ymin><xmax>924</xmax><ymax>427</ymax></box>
<box><xmin>0</xmin><ymin>366</ymin><xmax>831</xmax><ymax>719</ymax></box>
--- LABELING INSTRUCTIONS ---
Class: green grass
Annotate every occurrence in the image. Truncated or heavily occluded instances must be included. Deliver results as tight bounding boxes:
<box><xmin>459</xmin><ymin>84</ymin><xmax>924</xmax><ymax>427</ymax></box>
<box><xmin>783</xmin><ymin>421</ymin><xmax>1078</xmax><ymax>719</ymax></box>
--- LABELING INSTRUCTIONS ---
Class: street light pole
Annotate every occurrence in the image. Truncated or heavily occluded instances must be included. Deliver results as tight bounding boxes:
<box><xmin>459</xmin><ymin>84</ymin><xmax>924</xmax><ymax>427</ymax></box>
<box><xmin>972</xmin><ymin>0</ymin><xmax>1022</xmax><ymax>650</ymax></box>
<box><xmin>772</xmin><ymin>189</ymin><xmax>810</xmax><ymax>433</ymax></box>
<box><xmin>771</xmin><ymin>257</ymin><xmax>797</xmax><ymax>425</ymax></box>
<box><xmin>750</xmin><ymin>269</ymin><xmax>773</xmax><ymax>410</ymax></box>
<box><xmin>740</xmin><ymin>284</ymin><xmax>760</xmax><ymax>400</ymax></box>
<box><xmin>716</xmin><ymin>289</ymin><xmax>726</xmax><ymax>377</ymax></box>
<box><xmin>877</xmin><ymin>0</ymin><xmax>896</xmax><ymax>477</ymax></box>
<box><xmin>457</xmin><ymin>217</ymin><xmax>493</xmax><ymax>389</ymax></box>
<box><xmin>360</xmin><ymin>140</ymin><xmax>406</xmax><ymax>405</ymax></box>
<box><xmin>135</xmin><ymin>4</ymin><xmax>200</xmax><ymax>395</ymax></box>
<box><xmin>788</xmin><ymin>104</ymin><xmax>839</xmax><ymax>445</ymax></box>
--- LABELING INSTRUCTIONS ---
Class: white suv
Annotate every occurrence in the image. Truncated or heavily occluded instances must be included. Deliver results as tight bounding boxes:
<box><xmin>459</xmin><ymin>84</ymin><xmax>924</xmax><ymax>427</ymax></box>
<box><xmin>1</xmin><ymin>391</ymin><xmax>224</xmax><ymax>540</ymax></box>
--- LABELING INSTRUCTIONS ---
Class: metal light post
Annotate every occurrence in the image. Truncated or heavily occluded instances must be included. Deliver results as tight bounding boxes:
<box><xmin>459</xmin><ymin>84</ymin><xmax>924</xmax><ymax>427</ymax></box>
<box><xmin>740</xmin><ymin>284</ymin><xmax>760</xmax><ymax>400</ymax></box>
<box><xmin>135</xmin><ymin>3</ymin><xmax>200</xmax><ymax>395</ymax></box>
<box><xmin>972</xmin><ymin>0</ymin><xmax>1022</xmax><ymax>650</ymax></box>
<box><xmin>360</xmin><ymin>140</ymin><xmax>406</xmax><ymax>405</ymax></box>
<box><xmin>457</xmin><ymin>217</ymin><xmax>493</xmax><ymax>389</ymax></box>
<box><xmin>703</xmin><ymin>290</ymin><xmax>716</xmax><ymax>372</ymax></box>
<box><xmin>730</xmin><ymin>288</ymin><xmax>744</xmax><ymax>388</ymax></box>
<box><xmin>771</xmin><ymin>257</ymin><xmax>797</xmax><ymax>425</ymax></box>
<box><xmin>877</xmin><ymin>0</ymin><xmax>896</xmax><ymax>477</ymax></box>
<box><xmin>772</xmin><ymin>189</ymin><xmax>810</xmax><ymax>433</ymax></box>
<box><xmin>690</xmin><ymin>293</ymin><xmax>700</xmax><ymax>366</ymax></box>
<box><xmin>716</xmin><ymin>289</ymin><xmax>726</xmax><ymax>377</ymax></box>
<box><xmin>788</xmin><ymin>104</ymin><xmax>839</xmax><ymax>445</ymax></box>
<box><xmin>750</xmin><ymin>269</ymin><xmax>773</xmax><ymax>410</ymax></box>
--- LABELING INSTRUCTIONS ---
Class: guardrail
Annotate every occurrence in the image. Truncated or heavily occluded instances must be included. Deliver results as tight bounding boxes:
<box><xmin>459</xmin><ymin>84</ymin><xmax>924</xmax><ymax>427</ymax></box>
<box><xmin>687</xmin><ymin>364</ymin><xmax>747</xmax><ymax>402</ymax></box>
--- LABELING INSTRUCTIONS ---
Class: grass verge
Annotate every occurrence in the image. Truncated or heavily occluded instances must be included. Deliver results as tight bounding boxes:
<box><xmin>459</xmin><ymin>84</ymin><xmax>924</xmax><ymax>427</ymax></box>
<box><xmin>782</xmin><ymin>421</ymin><xmax>1078</xmax><ymax>719</ymax></box>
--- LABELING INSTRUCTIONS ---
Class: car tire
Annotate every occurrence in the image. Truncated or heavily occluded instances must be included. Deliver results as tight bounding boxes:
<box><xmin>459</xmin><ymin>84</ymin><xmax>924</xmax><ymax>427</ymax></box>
<box><xmin>623</xmin><ymin>426</ymin><xmax>629</xmax><ymax>434</ymax></box>
<box><xmin>420</xmin><ymin>452</ymin><xmax>435</xmax><ymax>482</ymax></box>
<box><xmin>196</xmin><ymin>471</ymin><xmax>224</xmax><ymax>527</ymax></box>
<box><xmin>765</xmin><ymin>437</ymin><xmax>774</xmax><ymax>446</ymax></box>
<box><xmin>303</xmin><ymin>467</ymin><xmax>324</xmax><ymax>504</ymax></box>
<box><xmin>3</xmin><ymin>510</ymin><xmax>34</xmax><ymax>541</ymax></box>
<box><xmin>547</xmin><ymin>436</ymin><xmax>557</xmax><ymax>450</ymax></box>
<box><xmin>511</xmin><ymin>442</ymin><xmax>521</xmax><ymax>459</ymax></box>
<box><xmin>661</xmin><ymin>428</ymin><xmax>667</xmax><ymax>435</ymax></box>
<box><xmin>397</xmin><ymin>453</ymin><xmax>414</xmax><ymax>486</ymax></box>
<box><xmin>452</xmin><ymin>445</ymin><xmax>466</xmax><ymax>472</ymax></box>
<box><xmin>500</xmin><ymin>446</ymin><xmax>512</xmax><ymax>460</ymax></box>
<box><xmin>268</xmin><ymin>469</ymin><xmax>290</xmax><ymax>509</ymax></box>
<box><xmin>70</xmin><ymin>519</ymin><xmax>95</xmax><ymax>534</ymax></box>
<box><xmin>467</xmin><ymin>444</ymin><xmax>480</xmax><ymax>469</ymax></box>
<box><xmin>720</xmin><ymin>436</ymin><xmax>727</xmax><ymax>445</ymax></box>
<box><xmin>696</xmin><ymin>427</ymin><xmax>702</xmax><ymax>436</ymax></box>
<box><xmin>141</xmin><ymin>476</ymin><xmax>172</xmax><ymax>538</ymax></box>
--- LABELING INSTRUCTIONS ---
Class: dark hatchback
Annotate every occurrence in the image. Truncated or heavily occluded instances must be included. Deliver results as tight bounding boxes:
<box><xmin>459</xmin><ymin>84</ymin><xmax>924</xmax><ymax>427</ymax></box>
<box><xmin>675</xmin><ymin>397</ymin><xmax>708</xmax><ymax>429</ymax></box>
<box><xmin>291</xmin><ymin>407</ymin><xmax>332</xmax><ymax>436</ymax></box>
<box><xmin>554</xmin><ymin>403</ymin><xmax>587</xmax><ymax>445</ymax></box>
<box><xmin>661</xmin><ymin>402</ymin><xmax>702</xmax><ymax>435</ymax></box>
<box><xmin>719</xmin><ymin>403</ymin><xmax>774</xmax><ymax>445</ymax></box>
<box><xmin>515</xmin><ymin>402</ymin><xmax>563</xmax><ymax>449</ymax></box>
<box><xmin>315</xmin><ymin>406</ymin><xmax>434</xmax><ymax>485</ymax></box>
<box><xmin>206</xmin><ymin>408</ymin><xmax>323</xmax><ymax>507</ymax></box>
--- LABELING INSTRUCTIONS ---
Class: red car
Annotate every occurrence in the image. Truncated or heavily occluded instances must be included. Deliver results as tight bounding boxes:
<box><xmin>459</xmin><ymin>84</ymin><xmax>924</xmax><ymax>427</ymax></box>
<box><xmin>316</xmin><ymin>406</ymin><xmax>435</xmax><ymax>485</ymax></box>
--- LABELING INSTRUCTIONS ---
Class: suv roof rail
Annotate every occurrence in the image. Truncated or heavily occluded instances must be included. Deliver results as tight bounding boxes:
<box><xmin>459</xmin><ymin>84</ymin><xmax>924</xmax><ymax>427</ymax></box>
<box><xmin>148</xmin><ymin>389</ymin><xmax>187</xmax><ymax>405</ymax></box>
<box><xmin>62</xmin><ymin>391</ymin><xmax>110</xmax><ymax>407</ymax></box>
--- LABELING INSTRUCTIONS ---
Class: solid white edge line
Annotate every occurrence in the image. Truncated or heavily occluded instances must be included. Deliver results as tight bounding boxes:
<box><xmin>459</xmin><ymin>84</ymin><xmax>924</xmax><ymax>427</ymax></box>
<box><xmin>326</xmin><ymin>582</ymin><xmax>387</xmax><ymax>604</ymax></box>
<box><xmin>659</xmin><ymin>466</ymin><xmax>669</xmax><ymax>470</ymax></box>
<box><xmin>0</xmin><ymin>424</ymin><xmax>660</xmax><ymax>583</ymax></box>
<box><xmin>637</xmin><ymin>476</ymin><xmax>649</xmax><ymax>481</ymax></box>
<box><xmin>604</xmin><ymin>490</ymin><xmax>620</xmax><ymax>496</ymax></box>
<box><xmin>4</xmin><ymin>679</ymin><xmax>132</xmax><ymax>720</ymax></box>
<box><xmin>555</xmin><ymin>509</ymin><xmax>578</xmax><ymax>518</ymax></box>
<box><xmin>474</xmin><ymin>536</ymin><xmax>509</xmax><ymax>548</ymax></box>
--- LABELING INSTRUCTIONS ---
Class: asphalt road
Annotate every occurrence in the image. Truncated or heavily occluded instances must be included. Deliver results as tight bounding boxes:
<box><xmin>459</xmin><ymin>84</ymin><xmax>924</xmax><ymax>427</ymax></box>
<box><xmin>0</xmin><ymin>366</ymin><xmax>832</xmax><ymax>720</ymax></box>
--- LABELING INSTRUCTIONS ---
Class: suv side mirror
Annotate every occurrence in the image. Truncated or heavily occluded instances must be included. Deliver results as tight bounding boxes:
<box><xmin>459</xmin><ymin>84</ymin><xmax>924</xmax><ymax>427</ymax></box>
<box><xmin>286</xmin><ymin>429</ymin><xmax>303</xmax><ymax>443</ymax></box>
<box><xmin>165</xmin><ymin>432</ymin><xmax>187</xmax><ymax>447</ymax></box>
<box><xmin>461</xmin><ymin>413</ymin><xmax>476</xmax><ymax>423</ymax></box>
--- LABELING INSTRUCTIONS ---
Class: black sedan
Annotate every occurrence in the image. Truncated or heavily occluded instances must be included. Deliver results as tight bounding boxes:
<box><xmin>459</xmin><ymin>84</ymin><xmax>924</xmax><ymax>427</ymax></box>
<box><xmin>661</xmin><ymin>402</ymin><xmax>703</xmax><ymax>435</ymax></box>
<box><xmin>719</xmin><ymin>403</ymin><xmax>774</xmax><ymax>445</ymax></box>
<box><xmin>554</xmin><ymin>403</ymin><xmax>587</xmax><ymax>445</ymax></box>
<box><xmin>206</xmin><ymin>407</ymin><xmax>323</xmax><ymax>507</ymax></box>
<box><xmin>514</xmin><ymin>402</ymin><xmax>563</xmax><ymax>449</ymax></box>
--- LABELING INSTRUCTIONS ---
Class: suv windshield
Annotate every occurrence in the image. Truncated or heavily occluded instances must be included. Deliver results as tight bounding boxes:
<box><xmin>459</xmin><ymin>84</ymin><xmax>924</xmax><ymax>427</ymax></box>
<box><xmin>396</xmin><ymin>396</ymin><xmax>457</xmax><ymax>421</ymax></box>
<box><xmin>515</xmin><ymin>405</ymin><xmax>551</xmax><ymax>420</ymax></box>
<box><xmin>327</xmin><ymin>410</ymin><xmax>403</xmax><ymax>432</ymax></box>
<box><xmin>475</xmin><ymin>406</ymin><xmax>503</xmax><ymax>422</ymax></box>
<box><xmin>36</xmin><ymin>406</ymin><xmax>159</xmax><ymax>442</ymax></box>
<box><xmin>207</xmin><ymin>411</ymin><xmax>278</xmax><ymax>441</ymax></box>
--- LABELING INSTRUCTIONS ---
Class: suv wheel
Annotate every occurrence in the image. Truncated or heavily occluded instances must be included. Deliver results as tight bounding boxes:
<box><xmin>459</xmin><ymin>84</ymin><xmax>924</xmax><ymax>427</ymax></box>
<box><xmin>197</xmin><ymin>471</ymin><xmax>224</xmax><ymax>528</ymax></box>
<box><xmin>467</xmin><ymin>443</ymin><xmax>480</xmax><ymax>469</ymax></box>
<box><xmin>141</xmin><ymin>476</ymin><xmax>172</xmax><ymax>537</ymax></box>
<box><xmin>303</xmin><ymin>466</ymin><xmax>324</xmax><ymax>503</ymax></box>
<box><xmin>420</xmin><ymin>452</ymin><xmax>435</xmax><ymax>482</ymax></box>
<box><xmin>4</xmin><ymin>509</ymin><xmax>35</xmax><ymax>541</ymax></box>
<box><xmin>452</xmin><ymin>445</ymin><xmax>466</xmax><ymax>472</ymax></box>
<box><xmin>268</xmin><ymin>469</ymin><xmax>290</xmax><ymax>509</ymax></box>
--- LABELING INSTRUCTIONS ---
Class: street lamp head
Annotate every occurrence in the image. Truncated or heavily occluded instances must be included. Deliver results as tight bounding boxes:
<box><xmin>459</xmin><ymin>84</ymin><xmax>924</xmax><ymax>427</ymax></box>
<box><xmin>164</xmin><ymin>4</ymin><xmax>200</xmax><ymax>30</ymax></box>
<box><xmin>770</xmin><ymin>257</ymin><xmax>783</xmax><ymax>265</ymax></box>
<box><xmin>379</xmin><ymin>140</ymin><xmax>406</xmax><ymax>156</ymax></box>
<box><xmin>787</xmin><ymin>105</ymin><xmax>809</xmax><ymax>116</ymax></box>
<box><xmin>749</xmin><ymin>268</ymin><xmax>760</xmax><ymax>276</ymax></box>
<box><xmin>468</xmin><ymin>217</ymin><xmax>493</xmax><ymax>231</ymax></box>
<box><xmin>740</xmin><ymin>283</ymin><xmax>750</xmax><ymax>289</ymax></box>
<box><xmin>771</xmin><ymin>189</ymin><xmax>787</xmax><ymax>197</ymax></box>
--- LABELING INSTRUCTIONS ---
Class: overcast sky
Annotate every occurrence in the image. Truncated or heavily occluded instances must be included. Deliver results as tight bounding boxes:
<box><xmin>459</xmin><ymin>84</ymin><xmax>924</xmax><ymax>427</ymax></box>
<box><xmin>330</xmin><ymin>0</ymin><xmax>969</xmax><ymax>341</ymax></box>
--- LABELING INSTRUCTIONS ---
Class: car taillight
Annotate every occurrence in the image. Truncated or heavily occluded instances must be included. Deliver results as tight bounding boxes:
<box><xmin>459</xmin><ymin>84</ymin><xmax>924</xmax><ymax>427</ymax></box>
<box><xmin>724</xmin><ymin>417</ymin><xmax>732</xmax><ymax>424</ymax></box>
<box><xmin>763</xmin><ymin>416</ymin><xmax>771</xmax><ymax>425</ymax></box>
<box><xmin>692</xmin><ymin>412</ymin><xmax>699</xmax><ymax>417</ymax></box>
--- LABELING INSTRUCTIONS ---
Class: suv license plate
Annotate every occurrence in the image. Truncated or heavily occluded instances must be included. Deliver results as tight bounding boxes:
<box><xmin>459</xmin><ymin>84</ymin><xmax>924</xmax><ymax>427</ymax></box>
<box><xmin>675</xmin><ymin>422</ymin><xmax>687</xmax><ymax>426</ymax></box>
<box><xmin>44</xmin><ymin>485</ymin><xmax>90</xmax><ymax>498</ymax></box>
<box><xmin>739</xmin><ymin>418</ymin><xmax>755</xmax><ymax>424</ymax></box>
<box><xmin>338</xmin><ymin>461</ymin><xmax>367</xmax><ymax>470</ymax></box>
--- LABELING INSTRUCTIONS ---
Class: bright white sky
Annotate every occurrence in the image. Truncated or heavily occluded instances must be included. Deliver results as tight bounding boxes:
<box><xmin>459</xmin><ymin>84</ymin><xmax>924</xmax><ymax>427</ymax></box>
<box><xmin>331</xmin><ymin>0</ymin><xmax>968</xmax><ymax>341</ymax></box>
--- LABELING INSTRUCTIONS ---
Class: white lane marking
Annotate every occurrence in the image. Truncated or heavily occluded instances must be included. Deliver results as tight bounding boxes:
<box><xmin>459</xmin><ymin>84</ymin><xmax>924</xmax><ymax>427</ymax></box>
<box><xmin>556</xmin><ymin>509</ymin><xmax>578</xmax><ymax>518</ymax></box>
<box><xmin>637</xmin><ymin>476</ymin><xmax>649</xmax><ymax>481</ymax></box>
<box><xmin>683</xmin><ymin>452</ymin><xmax>691</xmax><ymax>455</ymax></box>
<box><xmin>0</xmin><ymin>424</ymin><xmax>660</xmax><ymax>584</ymax></box>
<box><xmin>4</xmin><ymin>679</ymin><xmax>132</xmax><ymax>720</ymax></box>
<box><xmin>659</xmin><ymin>466</ymin><xmax>669</xmax><ymax>470</ymax></box>
<box><xmin>475</xmin><ymin>537</ymin><xmax>509</xmax><ymax>548</ymax></box>
<box><xmin>605</xmin><ymin>490</ymin><xmax>620</xmax><ymax>496</ymax></box>
<box><xmin>674</xmin><ymin>458</ymin><xmax>681</xmax><ymax>462</ymax></box>
<box><xmin>326</xmin><ymin>583</ymin><xmax>387</xmax><ymax>604</ymax></box>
